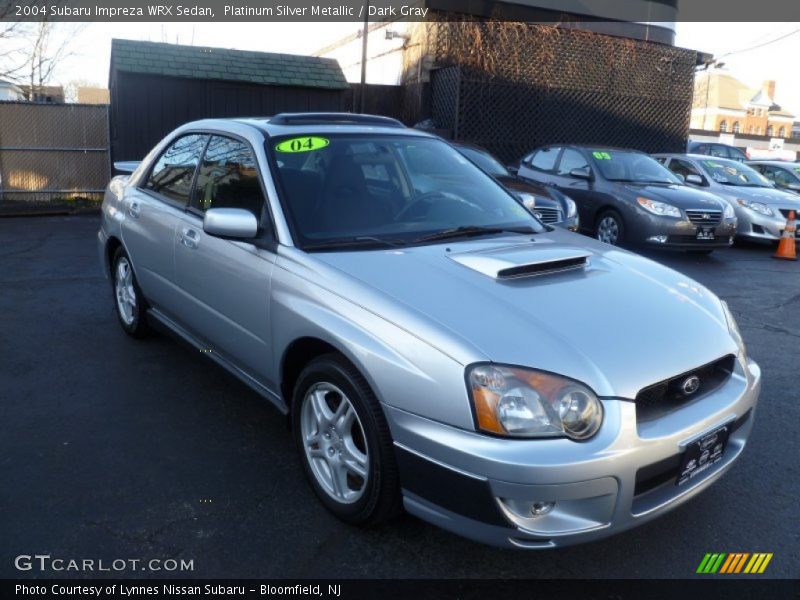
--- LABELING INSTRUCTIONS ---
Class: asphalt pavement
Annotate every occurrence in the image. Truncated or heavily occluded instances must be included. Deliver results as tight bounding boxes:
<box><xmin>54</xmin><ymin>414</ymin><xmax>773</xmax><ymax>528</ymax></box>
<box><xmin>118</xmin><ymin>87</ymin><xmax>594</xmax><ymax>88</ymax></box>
<box><xmin>1</xmin><ymin>215</ymin><xmax>798</xmax><ymax>579</ymax></box>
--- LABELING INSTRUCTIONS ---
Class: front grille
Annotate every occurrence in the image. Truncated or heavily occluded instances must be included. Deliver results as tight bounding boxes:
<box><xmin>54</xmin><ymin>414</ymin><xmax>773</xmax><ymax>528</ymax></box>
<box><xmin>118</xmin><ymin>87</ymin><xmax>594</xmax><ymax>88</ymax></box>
<box><xmin>686</xmin><ymin>209</ymin><xmax>722</xmax><ymax>225</ymax></box>
<box><xmin>531</xmin><ymin>206</ymin><xmax>561</xmax><ymax>224</ymax></box>
<box><xmin>635</xmin><ymin>355</ymin><xmax>736</xmax><ymax>422</ymax></box>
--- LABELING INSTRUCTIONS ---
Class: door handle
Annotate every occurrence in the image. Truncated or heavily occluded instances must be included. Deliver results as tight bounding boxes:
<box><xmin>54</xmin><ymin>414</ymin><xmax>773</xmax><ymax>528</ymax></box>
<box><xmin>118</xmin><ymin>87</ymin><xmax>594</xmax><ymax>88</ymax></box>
<box><xmin>180</xmin><ymin>228</ymin><xmax>199</xmax><ymax>250</ymax></box>
<box><xmin>128</xmin><ymin>201</ymin><xmax>141</xmax><ymax>218</ymax></box>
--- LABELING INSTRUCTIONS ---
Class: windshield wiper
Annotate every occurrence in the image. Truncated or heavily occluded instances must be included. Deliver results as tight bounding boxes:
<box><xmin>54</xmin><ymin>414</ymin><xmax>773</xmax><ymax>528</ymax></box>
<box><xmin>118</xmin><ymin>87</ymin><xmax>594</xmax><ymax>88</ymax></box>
<box><xmin>304</xmin><ymin>236</ymin><xmax>406</xmax><ymax>251</ymax></box>
<box><xmin>412</xmin><ymin>225</ymin><xmax>538</xmax><ymax>243</ymax></box>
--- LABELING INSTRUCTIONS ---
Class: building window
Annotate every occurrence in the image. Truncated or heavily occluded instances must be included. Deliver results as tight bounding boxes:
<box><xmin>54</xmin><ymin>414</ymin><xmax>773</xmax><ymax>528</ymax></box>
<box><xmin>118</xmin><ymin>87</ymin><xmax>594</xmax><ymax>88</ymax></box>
<box><xmin>719</xmin><ymin>120</ymin><xmax>728</xmax><ymax>132</ymax></box>
<box><xmin>767</xmin><ymin>125</ymin><xmax>774</xmax><ymax>136</ymax></box>
<box><xmin>779</xmin><ymin>126</ymin><xmax>786</xmax><ymax>137</ymax></box>
<box><xmin>733</xmin><ymin>122</ymin><xmax>741</xmax><ymax>133</ymax></box>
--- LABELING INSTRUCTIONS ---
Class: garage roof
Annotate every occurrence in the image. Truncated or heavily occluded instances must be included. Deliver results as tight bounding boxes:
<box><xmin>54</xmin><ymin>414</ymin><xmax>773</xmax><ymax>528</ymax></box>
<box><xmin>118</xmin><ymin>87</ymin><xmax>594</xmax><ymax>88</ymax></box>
<box><xmin>110</xmin><ymin>39</ymin><xmax>350</xmax><ymax>90</ymax></box>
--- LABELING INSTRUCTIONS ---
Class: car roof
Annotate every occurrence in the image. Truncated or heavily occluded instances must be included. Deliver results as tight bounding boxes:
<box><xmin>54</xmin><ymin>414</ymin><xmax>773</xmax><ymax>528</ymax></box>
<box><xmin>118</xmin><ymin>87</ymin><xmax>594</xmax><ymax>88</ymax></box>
<box><xmin>173</xmin><ymin>113</ymin><xmax>437</xmax><ymax>139</ymax></box>
<box><xmin>747</xmin><ymin>160</ymin><xmax>795</xmax><ymax>166</ymax></box>
<box><xmin>654</xmin><ymin>153</ymin><xmax>725</xmax><ymax>161</ymax></box>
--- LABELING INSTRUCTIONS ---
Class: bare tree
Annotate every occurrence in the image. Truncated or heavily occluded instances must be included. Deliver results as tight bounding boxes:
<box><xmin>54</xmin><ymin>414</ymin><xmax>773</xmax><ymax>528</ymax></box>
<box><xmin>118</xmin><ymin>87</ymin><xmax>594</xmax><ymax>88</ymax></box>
<box><xmin>25</xmin><ymin>21</ymin><xmax>85</xmax><ymax>99</ymax></box>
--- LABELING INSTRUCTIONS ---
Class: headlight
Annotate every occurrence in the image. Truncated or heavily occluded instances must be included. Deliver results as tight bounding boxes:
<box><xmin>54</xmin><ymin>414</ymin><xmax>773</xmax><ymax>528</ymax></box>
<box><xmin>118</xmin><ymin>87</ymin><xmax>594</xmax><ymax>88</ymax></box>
<box><xmin>736</xmin><ymin>199</ymin><xmax>773</xmax><ymax>216</ymax></box>
<box><xmin>516</xmin><ymin>193</ymin><xmax>537</xmax><ymax>211</ymax></box>
<box><xmin>562</xmin><ymin>195</ymin><xmax>578</xmax><ymax>218</ymax></box>
<box><xmin>722</xmin><ymin>202</ymin><xmax>735</xmax><ymax>219</ymax></box>
<box><xmin>637</xmin><ymin>197</ymin><xmax>681</xmax><ymax>217</ymax></box>
<box><xmin>720</xmin><ymin>300</ymin><xmax>746</xmax><ymax>361</ymax></box>
<box><xmin>467</xmin><ymin>364</ymin><xmax>603</xmax><ymax>440</ymax></box>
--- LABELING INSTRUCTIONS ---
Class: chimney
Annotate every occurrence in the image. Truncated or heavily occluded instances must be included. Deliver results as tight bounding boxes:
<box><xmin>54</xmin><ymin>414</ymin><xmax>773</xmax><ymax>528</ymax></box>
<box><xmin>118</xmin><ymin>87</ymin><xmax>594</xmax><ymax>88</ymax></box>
<box><xmin>763</xmin><ymin>80</ymin><xmax>776</xmax><ymax>100</ymax></box>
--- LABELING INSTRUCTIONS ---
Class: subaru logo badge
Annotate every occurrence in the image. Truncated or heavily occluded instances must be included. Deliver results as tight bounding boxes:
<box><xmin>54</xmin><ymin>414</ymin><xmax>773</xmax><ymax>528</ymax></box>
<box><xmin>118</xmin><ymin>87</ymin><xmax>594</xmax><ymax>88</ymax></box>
<box><xmin>681</xmin><ymin>375</ymin><xmax>701</xmax><ymax>395</ymax></box>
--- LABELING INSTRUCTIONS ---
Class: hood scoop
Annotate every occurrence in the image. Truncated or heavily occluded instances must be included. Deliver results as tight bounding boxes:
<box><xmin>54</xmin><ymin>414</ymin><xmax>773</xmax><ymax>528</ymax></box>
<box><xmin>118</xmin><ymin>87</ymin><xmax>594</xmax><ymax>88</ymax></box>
<box><xmin>448</xmin><ymin>245</ymin><xmax>592</xmax><ymax>280</ymax></box>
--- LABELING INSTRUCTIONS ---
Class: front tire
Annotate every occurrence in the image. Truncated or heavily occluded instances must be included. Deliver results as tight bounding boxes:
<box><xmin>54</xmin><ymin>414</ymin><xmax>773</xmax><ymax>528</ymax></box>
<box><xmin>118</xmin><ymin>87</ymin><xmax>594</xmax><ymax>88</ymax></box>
<box><xmin>595</xmin><ymin>210</ymin><xmax>625</xmax><ymax>246</ymax></box>
<box><xmin>292</xmin><ymin>354</ymin><xmax>401</xmax><ymax>526</ymax></box>
<box><xmin>111</xmin><ymin>247</ymin><xmax>151</xmax><ymax>338</ymax></box>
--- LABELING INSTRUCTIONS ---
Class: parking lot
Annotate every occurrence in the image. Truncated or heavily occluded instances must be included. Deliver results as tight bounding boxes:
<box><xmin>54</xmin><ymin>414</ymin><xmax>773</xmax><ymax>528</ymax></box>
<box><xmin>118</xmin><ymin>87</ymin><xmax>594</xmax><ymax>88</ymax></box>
<box><xmin>1</xmin><ymin>214</ymin><xmax>798</xmax><ymax>579</ymax></box>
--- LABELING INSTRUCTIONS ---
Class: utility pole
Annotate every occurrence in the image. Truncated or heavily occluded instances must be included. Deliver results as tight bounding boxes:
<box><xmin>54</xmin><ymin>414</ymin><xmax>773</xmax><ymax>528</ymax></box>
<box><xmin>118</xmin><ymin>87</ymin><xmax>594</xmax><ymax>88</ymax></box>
<box><xmin>359</xmin><ymin>0</ymin><xmax>369</xmax><ymax>114</ymax></box>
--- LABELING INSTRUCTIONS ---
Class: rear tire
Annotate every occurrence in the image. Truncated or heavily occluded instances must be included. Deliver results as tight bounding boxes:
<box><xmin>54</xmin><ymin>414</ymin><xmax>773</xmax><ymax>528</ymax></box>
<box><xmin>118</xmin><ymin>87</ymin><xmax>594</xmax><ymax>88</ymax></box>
<box><xmin>595</xmin><ymin>210</ymin><xmax>625</xmax><ymax>246</ymax></box>
<box><xmin>292</xmin><ymin>354</ymin><xmax>402</xmax><ymax>526</ymax></box>
<box><xmin>111</xmin><ymin>247</ymin><xmax>151</xmax><ymax>338</ymax></box>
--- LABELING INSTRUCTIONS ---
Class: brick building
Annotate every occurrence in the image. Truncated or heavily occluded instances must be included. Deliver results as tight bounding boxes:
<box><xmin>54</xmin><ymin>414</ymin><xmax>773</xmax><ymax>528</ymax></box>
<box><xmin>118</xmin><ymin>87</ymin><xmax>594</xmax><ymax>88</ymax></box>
<box><xmin>691</xmin><ymin>72</ymin><xmax>794</xmax><ymax>138</ymax></box>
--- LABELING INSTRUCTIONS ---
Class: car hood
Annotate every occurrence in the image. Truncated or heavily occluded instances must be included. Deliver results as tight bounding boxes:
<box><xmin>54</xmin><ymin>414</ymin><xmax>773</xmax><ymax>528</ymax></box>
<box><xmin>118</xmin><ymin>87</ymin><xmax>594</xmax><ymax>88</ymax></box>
<box><xmin>495</xmin><ymin>175</ymin><xmax>559</xmax><ymax>208</ymax></box>
<box><xmin>313</xmin><ymin>229</ymin><xmax>736</xmax><ymax>399</ymax></box>
<box><xmin>616</xmin><ymin>183</ymin><xmax>725</xmax><ymax>209</ymax></box>
<box><xmin>713</xmin><ymin>185</ymin><xmax>800</xmax><ymax>207</ymax></box>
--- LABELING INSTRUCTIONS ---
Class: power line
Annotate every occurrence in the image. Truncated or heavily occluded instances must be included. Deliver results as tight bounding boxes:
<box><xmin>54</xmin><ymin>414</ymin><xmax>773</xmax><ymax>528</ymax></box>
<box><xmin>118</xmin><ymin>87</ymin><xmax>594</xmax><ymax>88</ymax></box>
<box><xmin>719</xmin><ymin>28</ymin><xmax>800</xmax><ymax>58</ymax></box>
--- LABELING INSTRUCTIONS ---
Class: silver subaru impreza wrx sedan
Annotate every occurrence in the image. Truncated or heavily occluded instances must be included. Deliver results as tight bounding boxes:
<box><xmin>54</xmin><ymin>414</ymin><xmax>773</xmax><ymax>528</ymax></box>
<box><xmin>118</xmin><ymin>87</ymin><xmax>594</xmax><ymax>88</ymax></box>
<box><xmin>98</xmin><ymin>114</ymin><xmax>760</xmax><ymax>548</ymax></box>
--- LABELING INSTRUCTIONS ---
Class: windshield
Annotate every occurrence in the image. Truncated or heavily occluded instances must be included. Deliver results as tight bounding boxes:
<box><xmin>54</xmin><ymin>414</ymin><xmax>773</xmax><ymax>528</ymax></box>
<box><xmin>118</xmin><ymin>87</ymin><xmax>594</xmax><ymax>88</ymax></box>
<box><xmin>698</xmin><ymin>158</ymin><xmax>772</xmax><ymax>187</ymax></box>
<box><xmin>590</xmin><ymin>150</ymin><xmax>681</xmax><ymax>184</ymax></box>
<box><xmin>456</xmin><ymin>145</ymin><xmax>509</xmax><ymax>177</ymax></box>
<box><xmin>269</xmin><ymin>134</ymin><xmax>544</xmax><ymax>249</ymax></box>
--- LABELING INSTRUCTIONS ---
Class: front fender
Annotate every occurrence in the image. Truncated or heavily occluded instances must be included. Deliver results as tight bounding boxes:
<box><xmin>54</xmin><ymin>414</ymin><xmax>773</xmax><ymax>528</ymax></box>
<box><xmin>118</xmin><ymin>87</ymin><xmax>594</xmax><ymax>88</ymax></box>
<box><xmin>270</xmin><ymin>263</ymin><xmax>476</xmax><ymax>431</ymax></box>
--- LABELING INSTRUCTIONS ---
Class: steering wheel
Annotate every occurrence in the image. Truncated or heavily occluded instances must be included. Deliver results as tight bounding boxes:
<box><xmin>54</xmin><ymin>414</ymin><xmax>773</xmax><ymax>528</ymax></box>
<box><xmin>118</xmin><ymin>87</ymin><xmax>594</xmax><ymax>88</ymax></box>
<box><xmin>394</xmin><ymin>191</ymin><xmax>452</xmax><ymax>222</ymax></box>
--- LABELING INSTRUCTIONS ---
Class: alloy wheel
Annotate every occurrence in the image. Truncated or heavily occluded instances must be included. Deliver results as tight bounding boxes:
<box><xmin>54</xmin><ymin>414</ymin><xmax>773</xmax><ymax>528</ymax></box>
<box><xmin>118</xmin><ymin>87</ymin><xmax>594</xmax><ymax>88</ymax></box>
<box><xmin>115</xmin><ymin>257</ymin><xmax>137</xmax><ymax>325</ymax></box>
<box><xmin>300</xmin><ymin>382</ymin><xmax>369</xmax><ymax>504</ymax></box>
<box><xmin>597</xmin><ymin>216</ymin><xmax>620</xmax><ymax>245</ymax></box>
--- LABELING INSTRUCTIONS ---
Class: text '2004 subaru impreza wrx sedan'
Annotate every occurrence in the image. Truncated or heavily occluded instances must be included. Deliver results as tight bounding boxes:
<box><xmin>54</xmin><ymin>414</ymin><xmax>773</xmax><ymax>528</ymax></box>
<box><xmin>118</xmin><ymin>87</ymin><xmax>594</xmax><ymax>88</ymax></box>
<box><xmin>98</xmin><ymin>113</ymin><xmax>760</xmax><ymax>548</ymax></box>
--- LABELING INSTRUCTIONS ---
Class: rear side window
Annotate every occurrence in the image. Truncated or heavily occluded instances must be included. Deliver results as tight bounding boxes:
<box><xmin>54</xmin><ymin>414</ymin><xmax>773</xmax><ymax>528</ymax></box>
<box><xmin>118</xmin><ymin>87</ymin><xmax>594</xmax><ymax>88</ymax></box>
<box><xmin>145</xmin><ymin>134</ymin><xmax>207</xmax><ymax>204</ymax></box>
<box><xmin>192</xmin><ymin>136</ymin><xmax>265</xmax><ymax>216</ymax></box>
<box><xmin>528</xmin><ymin>147</ymin><xmax>559</xmax><ymax>172</ymax></box>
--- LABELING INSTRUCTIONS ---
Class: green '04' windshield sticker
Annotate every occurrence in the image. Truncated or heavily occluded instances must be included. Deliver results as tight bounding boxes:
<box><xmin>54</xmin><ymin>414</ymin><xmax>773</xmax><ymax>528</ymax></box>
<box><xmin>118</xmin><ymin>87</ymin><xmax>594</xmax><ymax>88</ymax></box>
<box><xmin>275</xmin><ymin>136</ymin><xmax>329</xmax><ymax>153</ymax></box>
<box><xmin>592</xmin><ymin>151</ymin><xmax>612</xmax><ymax>160</ymax></box>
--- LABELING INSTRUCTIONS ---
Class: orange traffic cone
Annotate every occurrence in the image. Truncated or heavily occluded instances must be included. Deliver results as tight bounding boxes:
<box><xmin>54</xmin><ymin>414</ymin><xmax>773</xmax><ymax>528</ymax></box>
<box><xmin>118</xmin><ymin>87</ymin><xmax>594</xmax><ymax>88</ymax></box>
<box><xmin>774</xmin><ymin>210</ymin><xmax>797</xmax><ymax>261</ymax></box>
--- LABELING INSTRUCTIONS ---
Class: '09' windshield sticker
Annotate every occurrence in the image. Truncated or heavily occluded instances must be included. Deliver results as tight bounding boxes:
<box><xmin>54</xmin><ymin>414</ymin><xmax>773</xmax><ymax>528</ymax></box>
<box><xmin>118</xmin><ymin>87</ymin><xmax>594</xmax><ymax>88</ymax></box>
<box><xmin>592</xmin><ymin>151</ymin><xmax>612</xmax><ymax>160</ymax></box>
<box><xmin>275</xmin><ymin>136</ymin><xmax>330</xmax><ymax>153</ymax></box>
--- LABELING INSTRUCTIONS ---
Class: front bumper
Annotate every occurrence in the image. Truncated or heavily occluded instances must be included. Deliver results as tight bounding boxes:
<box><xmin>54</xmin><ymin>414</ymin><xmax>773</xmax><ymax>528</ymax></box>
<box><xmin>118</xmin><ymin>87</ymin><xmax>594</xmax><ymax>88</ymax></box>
<box><xmin>634</xmin><ymin>214</ymin><xmax>737</xmax><ymax>249</ymax></box>
<box><xmin>735</xmin><ymin>207</ymin><xmax>797</xmax><ymax>242</ymax></box>
<box><xmin>387</xmin><ymin>357</ymin><xmax>760</xmax><ymax>548</ymax></box>
<box><xmin>555</xmin><ymin>215</ymin><xmax>580</xmax><ymax>232</ymax></box>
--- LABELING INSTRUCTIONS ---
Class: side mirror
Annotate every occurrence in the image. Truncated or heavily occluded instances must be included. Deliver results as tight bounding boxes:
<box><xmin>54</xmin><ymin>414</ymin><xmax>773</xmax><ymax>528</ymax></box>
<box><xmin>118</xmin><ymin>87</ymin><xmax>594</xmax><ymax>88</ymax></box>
<box><xmin>675</xmin><ymin>173</ymin><xmax>686</xmax><ymax>183</ymax></box>
<box><xmin>507</xmin><ymin>165</ymin><xmax>519</xmax><ymax>175</ymax></box>
<box><xmin>788</xmin><ymin>182</ymin><xmax>800</xmax><ymax>192</ymax></box>
<box><xmin>570</xmin><ymin>167</ymin><xmax>593</xmax><ymax>180</ymax></box>
<box><xmin>203</xmin><ymin>208</ymin><xmax>258</xmax><ymax>239</ymax></box>
<box><xmin>685</xmin><ymin>174</ymin><xmax>705</xmax><ymax>186</ymax></box>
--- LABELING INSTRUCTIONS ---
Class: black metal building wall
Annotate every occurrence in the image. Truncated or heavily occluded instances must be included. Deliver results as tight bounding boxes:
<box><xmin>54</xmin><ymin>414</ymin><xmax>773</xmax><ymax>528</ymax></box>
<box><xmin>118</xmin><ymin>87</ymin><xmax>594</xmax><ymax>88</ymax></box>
<box><xmin>110</xmin><ymin>72</ymin><xmax>347</xmax><ymax>162</ymax></box>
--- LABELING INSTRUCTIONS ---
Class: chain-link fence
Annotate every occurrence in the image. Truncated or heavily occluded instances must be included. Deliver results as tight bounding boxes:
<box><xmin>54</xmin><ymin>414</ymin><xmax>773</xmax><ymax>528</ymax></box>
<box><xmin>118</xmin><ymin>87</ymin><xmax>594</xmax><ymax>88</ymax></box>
<box><xmin>0</xmin><ymin>102</ymin><xmax>110</xmax><ymax>214</ymax></box>
<box><xmin>427</xmin><ymin>22</ymin><xmax>697</xmax><ymax>164</ymax></box>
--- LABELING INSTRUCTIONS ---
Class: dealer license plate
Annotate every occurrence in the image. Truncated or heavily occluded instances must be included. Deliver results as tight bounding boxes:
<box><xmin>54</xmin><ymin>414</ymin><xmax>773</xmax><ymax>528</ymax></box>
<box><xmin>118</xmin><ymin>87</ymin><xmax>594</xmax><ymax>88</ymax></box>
<box><xmin>696</xmin><ymin>227</ymin><xmax>715</xmax><ymax>240</ymax></box>
<box><xmin>677</xmin><ymin>424</ymin><xmax>730</xmax><ymax>486</ymax></box>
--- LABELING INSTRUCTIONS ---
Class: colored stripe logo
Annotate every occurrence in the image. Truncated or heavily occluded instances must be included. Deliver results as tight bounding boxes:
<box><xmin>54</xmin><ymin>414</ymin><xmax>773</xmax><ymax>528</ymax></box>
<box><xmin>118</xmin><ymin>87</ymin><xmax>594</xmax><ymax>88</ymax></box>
<box><xmin>697</xmin><ymin>553</ymin><xmax>773</xmax><ymax>574</ymax></box>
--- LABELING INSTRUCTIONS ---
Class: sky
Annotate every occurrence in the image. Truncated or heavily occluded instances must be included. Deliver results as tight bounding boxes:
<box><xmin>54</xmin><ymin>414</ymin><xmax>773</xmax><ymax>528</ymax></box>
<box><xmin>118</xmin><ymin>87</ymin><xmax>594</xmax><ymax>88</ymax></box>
<box><xmin>11</xmin><ymin>21</ymin><xmax>800</xmax><ymax>116</ymax></box>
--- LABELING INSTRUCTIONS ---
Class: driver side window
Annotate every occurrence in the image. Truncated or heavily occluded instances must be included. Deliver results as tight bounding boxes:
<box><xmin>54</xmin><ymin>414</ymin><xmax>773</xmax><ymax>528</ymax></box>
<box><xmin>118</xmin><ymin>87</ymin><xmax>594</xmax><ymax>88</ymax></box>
<box><xmin>668</xmin><ymin>158</ymin><xmax>702</xmax><ymax>181</ymax></box>
<box><xmin>191</xmin><ymin>136</ymin><xmax>266</xmax><ymax>217</ymax></box>
<box><xmin>528</xmin><ymin>147</ymin><xmax>560</xmax><ymax>172</ymax></box>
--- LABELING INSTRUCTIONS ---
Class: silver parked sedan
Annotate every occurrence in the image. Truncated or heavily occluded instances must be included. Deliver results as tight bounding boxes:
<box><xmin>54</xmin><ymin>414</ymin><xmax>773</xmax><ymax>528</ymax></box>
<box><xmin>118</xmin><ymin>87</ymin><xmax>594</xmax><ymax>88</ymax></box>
<box><xmin>99</xmin><ymin>114</ymin><xmax>760</xmax><ymax>548</ymax></box>
<box><xmin>657</xmin><ymin>153</ymin><xmax>800</xmax><ymax>243</ymax></box>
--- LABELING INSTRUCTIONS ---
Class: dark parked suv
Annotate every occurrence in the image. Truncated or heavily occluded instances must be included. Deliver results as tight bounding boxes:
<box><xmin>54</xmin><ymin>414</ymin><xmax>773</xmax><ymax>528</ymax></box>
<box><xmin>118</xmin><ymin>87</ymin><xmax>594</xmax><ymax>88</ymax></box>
<box><xmin>452</xmin><ymin>142</ymin><xmax>579</xmax><ymax>231</ymax></box>
<box><xmin>687</xmin><ymin>141</ymin><xmax>747</xmax><ymax>162</ymax></box>
<box><xmin>517</xmin><ymin>145</ymin><xmax>737</xmax><ymax>252</ymax></box>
